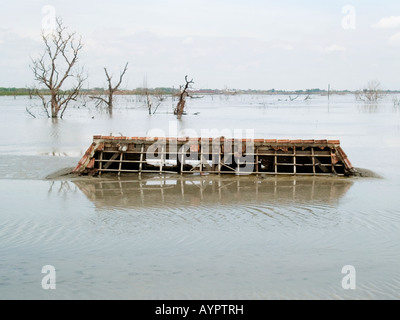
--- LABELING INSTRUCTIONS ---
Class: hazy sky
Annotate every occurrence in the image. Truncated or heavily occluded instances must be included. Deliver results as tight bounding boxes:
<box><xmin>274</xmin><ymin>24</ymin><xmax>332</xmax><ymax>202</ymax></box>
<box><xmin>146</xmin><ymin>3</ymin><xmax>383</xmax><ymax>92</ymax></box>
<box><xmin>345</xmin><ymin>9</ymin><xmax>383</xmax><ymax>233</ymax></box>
<box><xmin>1</xmin><ymin>0</ymin><xmax>400</xmax><ymax>90</ymax></box>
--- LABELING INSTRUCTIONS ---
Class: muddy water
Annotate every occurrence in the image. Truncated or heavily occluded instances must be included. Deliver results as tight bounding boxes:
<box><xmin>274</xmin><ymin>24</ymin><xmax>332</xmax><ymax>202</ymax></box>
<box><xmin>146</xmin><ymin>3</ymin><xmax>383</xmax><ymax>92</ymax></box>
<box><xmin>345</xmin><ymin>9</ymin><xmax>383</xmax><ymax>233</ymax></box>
<box><xmin>0</xmin><ymin>94</ymin><xmax>399</xmax><ymax>300</ymax></box>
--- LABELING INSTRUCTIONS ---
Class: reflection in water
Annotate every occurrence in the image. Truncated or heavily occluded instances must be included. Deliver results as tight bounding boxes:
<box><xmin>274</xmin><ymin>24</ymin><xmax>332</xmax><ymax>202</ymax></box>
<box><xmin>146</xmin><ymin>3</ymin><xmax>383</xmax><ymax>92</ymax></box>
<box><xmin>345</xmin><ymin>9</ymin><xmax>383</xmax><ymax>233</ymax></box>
<box><xmin>50</xmin><ymin>118</ymin><xmax>60</xmax><ymax>137</ymax></box>
<box><xmin>358</xmin><ymin>103</ymin><xmax>379</xmax><ymax>113</ymax></box>
<box><xmin>72</xmin><ymin>175</ymin><xmax>353</xmax><ymax>210</ymax></box>
<box><xmin>48</xmin><ymin>180</ymin><xmax>78</xmax><ymax>194</ymax></box>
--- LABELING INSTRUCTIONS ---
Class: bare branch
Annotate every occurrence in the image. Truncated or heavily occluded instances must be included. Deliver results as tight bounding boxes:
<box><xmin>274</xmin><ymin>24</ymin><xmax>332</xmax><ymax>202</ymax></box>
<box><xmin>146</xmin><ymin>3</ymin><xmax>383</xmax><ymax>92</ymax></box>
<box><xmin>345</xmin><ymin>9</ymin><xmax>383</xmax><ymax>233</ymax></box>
<box><xmin>59</xmin><ymin>73</ymin><xmax>86</xmax><ymax>118</ymax></box>
<box><xmin>90</xmin><ymin>96</ymin><xmax>109</xmax><ymax>107</ymax></box>
<box><xmin>25</xmin><ymin>106</ymin><xmax>37</xmax><ymax>118</ymax></box>
<box><xmin>113</xmin><ymin>62</ymin><xmax>129</xmax><ymax>92</ymax></box>
<box><xmin>36</xmin><ymin>89</ymin><xmax>50</xmax><ymax>118</ymax></box>
<box><xmin>153</xmin><ymin>102</ymin><xmax>161</xmax><ymax>115</ymax></box>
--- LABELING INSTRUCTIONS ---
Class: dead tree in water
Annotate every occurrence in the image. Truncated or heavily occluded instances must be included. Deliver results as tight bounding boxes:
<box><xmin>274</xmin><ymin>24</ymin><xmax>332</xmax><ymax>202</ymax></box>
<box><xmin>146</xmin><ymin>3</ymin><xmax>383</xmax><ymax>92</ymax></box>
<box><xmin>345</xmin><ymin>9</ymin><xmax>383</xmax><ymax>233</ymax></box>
<box><xmin>146</xmin><ymin>90</ymin><xmax>164</xmax><ymax>115</ymax></box>
<box><xmin>356</xmin><ymin>80</ymin><xmax>384</xmax><ymax>102</ymax></box>
<box><xmin>145</xmin><ymin>89</ymin><xmax>152</xmax><ymax>115</ymax></box>
<box><xmin>30</xmin><ymin>17</ymin><xmax>85</xmax><ymax>118</ymax></box>
<box><xmin>90</xmin><ymin>62</ymin><xmax>128</xmax><ymax>116</ymax></box>
<box><xmin>174</xmin><ymin>75</ymin><xmax>194</xmax><ymax>119</ymax></box>
<box><xmin>26</xmin><ymin>87</ymin><xmax>35</xmax><ymax>100</ymax></box>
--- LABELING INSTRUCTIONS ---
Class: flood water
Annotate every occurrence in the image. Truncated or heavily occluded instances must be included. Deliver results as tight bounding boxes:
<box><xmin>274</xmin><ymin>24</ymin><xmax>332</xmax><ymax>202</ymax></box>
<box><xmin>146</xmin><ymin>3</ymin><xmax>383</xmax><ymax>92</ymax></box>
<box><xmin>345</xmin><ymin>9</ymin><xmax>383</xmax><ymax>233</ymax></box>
<box><xmin>0</xmin><ymin>93</ymin><xmax>399</xmax><ymax>300</ymax></box>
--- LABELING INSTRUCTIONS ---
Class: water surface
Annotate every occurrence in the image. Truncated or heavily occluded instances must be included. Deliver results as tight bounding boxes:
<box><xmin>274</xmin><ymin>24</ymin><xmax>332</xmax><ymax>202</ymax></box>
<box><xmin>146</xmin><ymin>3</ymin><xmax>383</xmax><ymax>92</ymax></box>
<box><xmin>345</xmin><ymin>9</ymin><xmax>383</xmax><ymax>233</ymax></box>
<box><xmin>0</xmin><ymin>94</ymin><xmax>399</xmax><ymax>299</ymax></box>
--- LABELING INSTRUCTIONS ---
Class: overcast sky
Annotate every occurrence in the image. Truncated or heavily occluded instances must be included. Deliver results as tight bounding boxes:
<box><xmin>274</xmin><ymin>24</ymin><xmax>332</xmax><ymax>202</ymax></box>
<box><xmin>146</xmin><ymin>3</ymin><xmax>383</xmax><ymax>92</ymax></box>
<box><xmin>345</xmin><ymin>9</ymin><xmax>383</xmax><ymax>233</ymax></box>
<box><xmin>1</xmin><ymin>0</ymin><xmax>400</xmax><ymax>90</ymax></box>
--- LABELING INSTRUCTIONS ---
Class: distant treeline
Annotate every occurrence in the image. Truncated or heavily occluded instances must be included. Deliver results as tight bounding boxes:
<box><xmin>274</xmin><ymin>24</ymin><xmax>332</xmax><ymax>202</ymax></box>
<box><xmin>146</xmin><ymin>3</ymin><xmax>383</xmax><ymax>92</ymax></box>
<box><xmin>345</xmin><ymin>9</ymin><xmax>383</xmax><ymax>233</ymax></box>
<box><xmin>1</xmin><ymin>87</ymin><xmax>399</xmax><ymax>96</ymax></box>
<box><xmin>0</xmin><ymin>87</ymin><xmax>180</xmax><ymax>96</ymax></box>
<box><xmin>0</xmin><ymin>87</ymin><xmax>35</xmax><ymax>96</ymax></box>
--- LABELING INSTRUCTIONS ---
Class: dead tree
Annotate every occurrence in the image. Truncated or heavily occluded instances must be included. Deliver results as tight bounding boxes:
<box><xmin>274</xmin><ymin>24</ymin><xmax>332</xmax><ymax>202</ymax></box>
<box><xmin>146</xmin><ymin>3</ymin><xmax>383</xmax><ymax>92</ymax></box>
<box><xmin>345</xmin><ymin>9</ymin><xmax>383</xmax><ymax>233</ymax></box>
<box><xmin>174</xmin><ymin>75</ymin><xmax>194</xmax><ymax>119</ymax></box>
<box><xmin>30</xmin><ymin>17</ymin><xmax>85</xmax><ymax>118</ymax></box>
<box><xmin>26</xmin><ymin>87</ymin><xmax>35</xmax><ymax>100</ymax></box>
<box><xmin>356</xmin><ymin>80</ymin><xmax>384</xmax><ymax>102</ymax></box>
<box><xmin>393</xmin><ymin>96</ymin><xmax>400</xmax><ymax>108</ymax></box>
<box><xmin>145</xmin><ymin>90</ymin><xmax>163</xmax><ymax>115</ymax></box>
<box><xmin>90</xmin><ymin>62</ymin><xmax>128</xmax><ymax>116</ymax></box>
<box><xmin>145</xmin><ymin>89</ymin><xmax>152</xmax><ymax>115</ymax></box>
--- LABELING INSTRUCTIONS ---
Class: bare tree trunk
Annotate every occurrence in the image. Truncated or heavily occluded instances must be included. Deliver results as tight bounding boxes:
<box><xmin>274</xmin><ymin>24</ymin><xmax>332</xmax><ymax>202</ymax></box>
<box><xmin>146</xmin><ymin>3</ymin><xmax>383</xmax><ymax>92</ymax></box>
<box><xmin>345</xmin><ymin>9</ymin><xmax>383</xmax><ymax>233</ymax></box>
<box><xmin>146</xmin><ymin>90</ymin><xmax>152</xmax><ymax>115</ymax></box>
<box><xmin>174</xmin><ymin>75</ymin><xmax>194</xmax><ymax>119</ymax></box>
<box><xmin>51</xmin><ymin>95</ymin><xmax>58</xmax><ymax>118</ymax></box>
<box><xmin>108</xmin><ymin>93</ymin><xmax>113</xmax><ymax>116</ymax></box>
